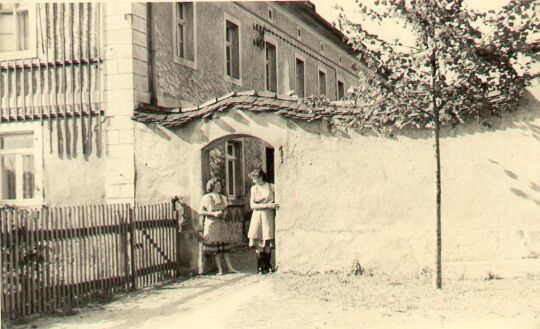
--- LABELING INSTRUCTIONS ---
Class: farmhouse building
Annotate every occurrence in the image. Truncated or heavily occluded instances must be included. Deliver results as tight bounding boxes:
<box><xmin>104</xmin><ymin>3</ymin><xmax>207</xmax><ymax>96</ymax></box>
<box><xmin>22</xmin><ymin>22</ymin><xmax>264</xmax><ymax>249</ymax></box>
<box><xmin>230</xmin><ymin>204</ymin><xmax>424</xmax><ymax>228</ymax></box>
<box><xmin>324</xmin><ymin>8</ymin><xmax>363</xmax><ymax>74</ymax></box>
<box><xmin>1</xmin><ymin>2</ymin><xmax>539</xmax><ymax>279</ymax></box>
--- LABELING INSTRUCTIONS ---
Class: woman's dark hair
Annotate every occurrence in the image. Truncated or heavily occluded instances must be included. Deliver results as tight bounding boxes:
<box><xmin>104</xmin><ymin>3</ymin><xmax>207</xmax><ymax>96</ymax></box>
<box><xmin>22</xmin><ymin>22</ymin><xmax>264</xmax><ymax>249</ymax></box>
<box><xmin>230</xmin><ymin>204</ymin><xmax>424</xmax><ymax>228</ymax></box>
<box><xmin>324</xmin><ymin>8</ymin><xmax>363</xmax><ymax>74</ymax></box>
<box><xmin>248</xmin><ymin>169</ymin><xmax>268</xmax><ymax>183</ymax></box>
<box><xmin>206</xmin><ymin>177</ymin><xmax>222</xmax><ymax>193</ymax></box>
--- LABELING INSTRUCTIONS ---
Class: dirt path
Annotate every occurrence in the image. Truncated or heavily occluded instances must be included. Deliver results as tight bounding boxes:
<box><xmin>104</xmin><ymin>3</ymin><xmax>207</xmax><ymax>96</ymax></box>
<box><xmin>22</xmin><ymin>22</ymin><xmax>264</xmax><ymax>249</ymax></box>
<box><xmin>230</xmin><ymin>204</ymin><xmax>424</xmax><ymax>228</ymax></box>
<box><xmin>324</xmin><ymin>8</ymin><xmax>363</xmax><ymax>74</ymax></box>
<box><xmin>6</xmin><ymin>250</ymin><xmax>540</xmax><ymax>329</ymax></box>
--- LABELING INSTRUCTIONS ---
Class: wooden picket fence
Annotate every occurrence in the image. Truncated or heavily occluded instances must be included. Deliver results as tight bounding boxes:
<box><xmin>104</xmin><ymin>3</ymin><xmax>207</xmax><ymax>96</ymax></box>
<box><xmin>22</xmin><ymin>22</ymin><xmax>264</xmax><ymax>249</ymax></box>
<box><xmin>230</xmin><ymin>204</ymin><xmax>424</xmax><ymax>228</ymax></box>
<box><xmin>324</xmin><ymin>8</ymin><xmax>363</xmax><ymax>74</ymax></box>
<box><xmin>1</xmin><ymin>201</ymin><xmax>182</xmax><ymax>320</ymax></box>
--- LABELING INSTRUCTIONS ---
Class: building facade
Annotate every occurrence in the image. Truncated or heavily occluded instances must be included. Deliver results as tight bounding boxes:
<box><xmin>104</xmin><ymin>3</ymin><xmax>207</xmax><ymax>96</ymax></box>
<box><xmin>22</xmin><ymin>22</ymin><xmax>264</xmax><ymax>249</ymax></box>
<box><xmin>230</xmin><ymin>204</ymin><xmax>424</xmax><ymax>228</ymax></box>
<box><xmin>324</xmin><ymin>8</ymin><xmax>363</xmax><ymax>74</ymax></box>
<box><xmin>0</xmin><ymin>1</ymin><xmax>365</xmax><ymax>208</ymax></box>
<box><xmin>149</xmin><ymin>1</ymin><xmax>362</xmax><ymax>107</ymax></box>
<box><xmin>1</xmin><ymin>2</ymin><xmax>539</xmax><ymax>279</ymax></box>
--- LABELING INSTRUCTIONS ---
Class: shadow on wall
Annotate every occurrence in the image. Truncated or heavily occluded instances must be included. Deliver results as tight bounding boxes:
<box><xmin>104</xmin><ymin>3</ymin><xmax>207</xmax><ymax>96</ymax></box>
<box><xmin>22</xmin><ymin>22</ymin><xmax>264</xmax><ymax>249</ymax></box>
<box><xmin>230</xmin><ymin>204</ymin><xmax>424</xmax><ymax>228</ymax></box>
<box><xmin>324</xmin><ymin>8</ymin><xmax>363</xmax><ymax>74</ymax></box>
<box><xmin>177</xmin><ymin>202</ymin><xmax>204</xmax><ymax>273</ymax></box>
<box><xmin>47</xmin><ymin>116</ymin><xmax>104</xmax><ymax>160</ymax></box>
<box><xmin>488</xmin><ymin>159</ymin><xmax>540</xmax><ymax>206</ymax></box>
<box><xmin>441</xmin><ymin>89</ymin><xmax>540</xmax><ymax>140</ymax></box>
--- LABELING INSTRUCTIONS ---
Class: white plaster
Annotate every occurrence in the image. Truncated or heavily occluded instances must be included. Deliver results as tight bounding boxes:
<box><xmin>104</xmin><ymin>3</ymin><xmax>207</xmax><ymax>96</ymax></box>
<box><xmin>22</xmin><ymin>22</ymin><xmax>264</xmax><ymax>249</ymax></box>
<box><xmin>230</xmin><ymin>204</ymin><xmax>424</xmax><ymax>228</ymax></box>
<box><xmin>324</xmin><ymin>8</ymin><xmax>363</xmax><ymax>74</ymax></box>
<box><xmin>133</xmin><ymin>88</ymin><xmax>540</xmax><ymax>278</ymax></box>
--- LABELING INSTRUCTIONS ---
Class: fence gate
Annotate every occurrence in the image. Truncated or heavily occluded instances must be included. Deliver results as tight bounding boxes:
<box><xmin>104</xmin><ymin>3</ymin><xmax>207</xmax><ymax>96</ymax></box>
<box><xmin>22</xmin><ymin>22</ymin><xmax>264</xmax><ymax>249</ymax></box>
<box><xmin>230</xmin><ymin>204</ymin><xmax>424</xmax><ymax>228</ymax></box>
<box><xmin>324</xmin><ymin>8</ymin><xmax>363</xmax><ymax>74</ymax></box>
<box><xmin>131</xmin><ymin>203</ymin><xmax>180</xmax><ymax>289</ymax></box>
<box><xmin>1</xmin><ymin>201</ymin><xmax>182</xmax><ymax>321</ymax></box>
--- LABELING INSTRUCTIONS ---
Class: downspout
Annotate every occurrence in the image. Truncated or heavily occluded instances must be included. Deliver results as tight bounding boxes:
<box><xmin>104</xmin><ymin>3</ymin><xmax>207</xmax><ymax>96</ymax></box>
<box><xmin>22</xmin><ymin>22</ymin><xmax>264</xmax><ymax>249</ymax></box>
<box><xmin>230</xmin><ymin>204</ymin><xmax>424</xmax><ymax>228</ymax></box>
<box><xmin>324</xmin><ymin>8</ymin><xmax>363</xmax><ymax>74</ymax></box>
<box><xmin>147</xmin><ymin>2</ymin><xmax>156</xmax><ymax>105</ymax></box>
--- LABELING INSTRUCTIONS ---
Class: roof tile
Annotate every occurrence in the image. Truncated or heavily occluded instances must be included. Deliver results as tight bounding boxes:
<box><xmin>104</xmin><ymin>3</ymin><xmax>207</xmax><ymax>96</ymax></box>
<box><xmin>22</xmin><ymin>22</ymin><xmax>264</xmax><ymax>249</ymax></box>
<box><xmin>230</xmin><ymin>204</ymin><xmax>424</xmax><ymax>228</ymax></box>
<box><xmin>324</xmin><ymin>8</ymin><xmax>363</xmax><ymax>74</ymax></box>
<box><xmin>133</xmin><ymin>90</ymin><xmax>364</xmax><ymax>128</ymax></box>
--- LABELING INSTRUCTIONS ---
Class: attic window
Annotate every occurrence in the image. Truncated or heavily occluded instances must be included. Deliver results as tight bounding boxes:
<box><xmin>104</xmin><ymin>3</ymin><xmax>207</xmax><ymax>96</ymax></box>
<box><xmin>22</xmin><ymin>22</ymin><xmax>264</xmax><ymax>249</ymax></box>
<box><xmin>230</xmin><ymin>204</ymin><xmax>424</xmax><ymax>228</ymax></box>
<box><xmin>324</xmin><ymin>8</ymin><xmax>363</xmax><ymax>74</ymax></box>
<box><xmin>0</xmin><ymin>2</ymin><xmax>36</xmax><ymax>61</ymax></box>
<box><xmin>320</xmin><ymin>42</ymin><xmax>324</xmax><ymax>53</ymax></box>
<box><xmin>268</xmin><ymin>7</ymin><xmax>273</xmax><ymax>21</ymax></box>
<box><xmin>339</xmin><ymin>55</ymin><xmax>342</xmax><ymax>65</ymax></box>
<box><xmin>297</xmin><ymin>26</ymin><xmax>301</xmax><ymax>39</ymax></box>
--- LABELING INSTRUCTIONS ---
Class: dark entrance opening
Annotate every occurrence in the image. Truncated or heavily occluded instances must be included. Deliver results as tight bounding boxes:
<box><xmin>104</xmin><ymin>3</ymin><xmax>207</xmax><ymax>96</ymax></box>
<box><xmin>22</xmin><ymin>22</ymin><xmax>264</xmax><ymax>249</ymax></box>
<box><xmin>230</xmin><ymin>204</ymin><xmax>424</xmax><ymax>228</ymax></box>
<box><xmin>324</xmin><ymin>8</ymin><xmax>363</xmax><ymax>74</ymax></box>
<box><xmin>265</xmin><ymin>147</ymin><xmax>274</xmax><ymax>184</ymax></box>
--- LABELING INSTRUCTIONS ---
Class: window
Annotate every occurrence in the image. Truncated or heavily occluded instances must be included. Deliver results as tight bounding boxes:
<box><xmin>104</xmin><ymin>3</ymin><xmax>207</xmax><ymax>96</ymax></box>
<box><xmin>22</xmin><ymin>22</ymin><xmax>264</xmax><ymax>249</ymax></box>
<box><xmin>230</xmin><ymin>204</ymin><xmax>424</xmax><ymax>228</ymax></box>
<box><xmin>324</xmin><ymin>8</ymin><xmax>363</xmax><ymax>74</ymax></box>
<box><xmin>0</xmin><ymin>132</ymin><xmax>37</xmax><ymax>202</ymax></box>
<box><xmin>337</xmin><ymin>80</ymin><xmax>345</xmax><ymax>100</ymax></box>
<box><xmin>0</xmin><ymin>3</ymin><xmax>35</xmax><ymax>61</ymax></box>
<box><xmin>268</xmin><ymin>7</ymin><xmax>273</xmax><ymax>21</ymax></box>
<box><xmin>295</xmin><ymin>57</ymin><xmax>305</xmax><ymax>98</ymax></box>
<box><xmin>339</xmin><ymin>55</ymin><xmax>343</xmax><ymax>65</ymax></box>
<box><xmin>318</xmin><ymin>69</ymin><xmax>327</xmax><ymax>96</ymax></box>
<box><xmin>265</xmin><ymin>41</ymin><xmax>277</xmax><ymax>92</ymax></box>
<box><xmin>225</xmin><ymin>140</ymin><xmax>242</xmax><ymax>198</ymax></box>
<box><xmin>297</xmin><ymin>26</ymin><xmax>301</xmax><ymax>40</ymax></box>
<box><xmin>173</xmin><ymin>2</ymin><xmax>196</xmax><ymax>67</ymax></box>
<box><xmin>320</xmin><ymin>42</ymin><xmax>324</xmax><ymax>53</ymax></box>
<box><xmin>224</xmin><ymin>18</ymin><xmax>240</xmax><ymax>81</ymax></box>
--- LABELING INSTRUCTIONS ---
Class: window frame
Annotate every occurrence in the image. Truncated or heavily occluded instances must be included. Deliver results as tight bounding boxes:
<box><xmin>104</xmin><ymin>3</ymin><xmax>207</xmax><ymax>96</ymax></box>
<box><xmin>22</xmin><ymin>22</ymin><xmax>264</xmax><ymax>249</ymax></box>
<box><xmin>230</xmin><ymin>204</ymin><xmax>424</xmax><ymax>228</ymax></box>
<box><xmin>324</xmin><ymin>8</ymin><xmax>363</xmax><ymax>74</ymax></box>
<box><xmin>264</xmin><ymin>37</ymin><xmax>278</xmax><ymax>93</ymax></box>
<box><xmin>294</xmin><ymin>53</ymin><xmax>306</xmax><ymax>98</ymax></box>
<box><xmin>224</xmin><ymin>139</ymin><xmax>242</xmax><ymax>199</ymax></box>
<box><xmin>223</xmin><ymin>13</ymin><xmax>242</xmax><ymax>85</ymax></box>
<box><xmin>318</xmin><ymin>66</ymin><xmax>327</xmax><ymax>97</ymax></box>
<box><xmin>172</xmin><ymin>2</ymin><xmax>197</xmax><ymax>69</ymax></box>
<box><xmin>0</xmin><ymin>3</ymin><xmax>37</xmax><ymax>61</ymax></box>
<box><xmin>0</xmin><ymin>122</ymin><xmax>42</xmax><ymax>206</ymax></box>
<box><xmin>337</xmin><ymin>78</ymin><xmax>345</xmax><ymax>100</ymax></box>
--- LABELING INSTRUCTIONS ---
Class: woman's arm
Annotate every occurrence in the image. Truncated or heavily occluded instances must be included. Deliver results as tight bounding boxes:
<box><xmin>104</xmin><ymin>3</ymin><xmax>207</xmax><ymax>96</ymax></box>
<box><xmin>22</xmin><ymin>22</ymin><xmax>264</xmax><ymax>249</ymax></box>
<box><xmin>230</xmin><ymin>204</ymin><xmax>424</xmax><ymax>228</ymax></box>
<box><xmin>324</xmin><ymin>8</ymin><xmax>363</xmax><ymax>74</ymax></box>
<box><xmin>250</xmin><ymin>187</ymin><xmax>266</xmax><ymax>210</ymax></box>
<box><xmin>250</xmin><ymin>186</ymin><xmax>276</xmax><ymax>210</ymax></box>
<box><xmin>199</xmin><ymin>195</ymin><xmax>220</xmax><ymax>217</ymax></box>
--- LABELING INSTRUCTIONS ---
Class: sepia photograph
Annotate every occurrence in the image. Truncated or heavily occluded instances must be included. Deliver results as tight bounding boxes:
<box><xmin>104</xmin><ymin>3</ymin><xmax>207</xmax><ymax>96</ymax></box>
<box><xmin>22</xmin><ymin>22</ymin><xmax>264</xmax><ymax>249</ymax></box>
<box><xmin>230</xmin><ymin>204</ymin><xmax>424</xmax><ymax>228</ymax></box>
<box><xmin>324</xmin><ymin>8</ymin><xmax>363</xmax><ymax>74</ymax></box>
<box><xmin>0</xmin><ymin>0</ymin><xmax>539</xmax><ymax>328</ymax></box>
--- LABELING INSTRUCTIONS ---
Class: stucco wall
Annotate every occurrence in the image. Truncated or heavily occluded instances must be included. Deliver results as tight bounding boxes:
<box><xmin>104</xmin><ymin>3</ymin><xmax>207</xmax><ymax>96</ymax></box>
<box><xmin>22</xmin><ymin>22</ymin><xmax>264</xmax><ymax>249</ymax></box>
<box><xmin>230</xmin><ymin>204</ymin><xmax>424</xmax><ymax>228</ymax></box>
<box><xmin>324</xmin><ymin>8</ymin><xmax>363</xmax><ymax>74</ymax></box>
<box><xmin>42</xmin><ymin>118</ymin><xmax>106</xmax><ymax>206</ymax></box>
<box><xmin>151</xmin><ymin>2</ymin><xmax>362</xmax><ymax>107</ymax></box>
<box><xmin>134</xmin><ymin>87</ymin><xmax>540</xmax><ymax>279</ymax></box>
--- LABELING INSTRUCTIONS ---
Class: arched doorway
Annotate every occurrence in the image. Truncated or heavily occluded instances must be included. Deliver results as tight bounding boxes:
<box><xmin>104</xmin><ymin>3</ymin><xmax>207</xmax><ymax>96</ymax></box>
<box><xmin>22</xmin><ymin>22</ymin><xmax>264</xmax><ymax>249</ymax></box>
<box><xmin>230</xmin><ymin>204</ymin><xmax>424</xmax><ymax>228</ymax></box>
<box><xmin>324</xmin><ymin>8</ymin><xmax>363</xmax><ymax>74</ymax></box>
<box><xmin>201</xmin><ymin>134</ymin><xmax>275</xmax><ymax>273</ymax></box>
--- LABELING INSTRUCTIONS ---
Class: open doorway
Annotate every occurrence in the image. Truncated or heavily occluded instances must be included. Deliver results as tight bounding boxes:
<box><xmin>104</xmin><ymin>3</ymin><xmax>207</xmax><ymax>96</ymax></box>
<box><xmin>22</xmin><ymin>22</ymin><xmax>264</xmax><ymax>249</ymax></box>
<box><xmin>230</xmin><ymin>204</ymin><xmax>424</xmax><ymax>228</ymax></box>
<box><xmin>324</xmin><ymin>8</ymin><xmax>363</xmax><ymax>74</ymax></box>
<box><xmin>201</xmin><ymin>135</ymin><xmax>275</xmax><ymax>273</ymax></box>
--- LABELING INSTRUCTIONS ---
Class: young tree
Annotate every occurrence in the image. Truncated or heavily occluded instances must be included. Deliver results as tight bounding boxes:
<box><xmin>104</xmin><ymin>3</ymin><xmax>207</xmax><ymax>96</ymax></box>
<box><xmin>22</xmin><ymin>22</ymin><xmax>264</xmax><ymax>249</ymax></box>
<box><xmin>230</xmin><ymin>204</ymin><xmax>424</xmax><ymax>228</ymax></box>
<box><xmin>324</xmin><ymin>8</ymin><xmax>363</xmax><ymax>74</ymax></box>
<box><xmin>336</xmin><ymin>0</ymin><xmax>539</xmax><ymax>289</ymax></box>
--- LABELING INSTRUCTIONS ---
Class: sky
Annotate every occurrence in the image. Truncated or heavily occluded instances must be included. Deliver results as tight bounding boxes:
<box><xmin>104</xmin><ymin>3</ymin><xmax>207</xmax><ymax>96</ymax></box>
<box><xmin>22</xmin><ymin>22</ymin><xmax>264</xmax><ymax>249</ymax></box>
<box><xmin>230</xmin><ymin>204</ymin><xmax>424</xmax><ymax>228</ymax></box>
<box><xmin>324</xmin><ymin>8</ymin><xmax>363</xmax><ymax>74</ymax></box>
<box><xmin>311</xmin><ymin>0</ymin><xmax>512</xmax><ymax>45</ymax></box>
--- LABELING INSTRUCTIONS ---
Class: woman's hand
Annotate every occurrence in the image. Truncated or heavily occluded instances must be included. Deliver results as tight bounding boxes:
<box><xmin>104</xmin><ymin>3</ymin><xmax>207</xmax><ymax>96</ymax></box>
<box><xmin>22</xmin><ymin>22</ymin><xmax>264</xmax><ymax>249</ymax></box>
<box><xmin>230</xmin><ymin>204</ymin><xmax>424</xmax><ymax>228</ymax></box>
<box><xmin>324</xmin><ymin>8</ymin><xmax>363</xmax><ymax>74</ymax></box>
<box><xmin>267</xmin><ymin>203</ymin><xmax>280</xmax><ymax>210</ymax></box>
<box><xmin>212</xmin><ymin>210</ymin><xmax>223</xmax><ymax>218</ymax></box>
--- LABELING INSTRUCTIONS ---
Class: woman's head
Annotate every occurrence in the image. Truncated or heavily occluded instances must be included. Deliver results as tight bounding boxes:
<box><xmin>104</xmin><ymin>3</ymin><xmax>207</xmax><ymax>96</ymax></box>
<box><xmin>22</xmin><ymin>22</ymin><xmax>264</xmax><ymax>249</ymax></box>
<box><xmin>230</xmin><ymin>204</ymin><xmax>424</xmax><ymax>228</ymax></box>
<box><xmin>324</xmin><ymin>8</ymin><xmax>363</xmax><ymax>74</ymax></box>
<box><xmin>206</xmin><ymin>177</ymin><xmax>222</xmax><ymax>193</ymax></box>
<box><xmin>248</xmin><ymin>169</ymin><xmax>268</xmax><ymax>184</ymax></box>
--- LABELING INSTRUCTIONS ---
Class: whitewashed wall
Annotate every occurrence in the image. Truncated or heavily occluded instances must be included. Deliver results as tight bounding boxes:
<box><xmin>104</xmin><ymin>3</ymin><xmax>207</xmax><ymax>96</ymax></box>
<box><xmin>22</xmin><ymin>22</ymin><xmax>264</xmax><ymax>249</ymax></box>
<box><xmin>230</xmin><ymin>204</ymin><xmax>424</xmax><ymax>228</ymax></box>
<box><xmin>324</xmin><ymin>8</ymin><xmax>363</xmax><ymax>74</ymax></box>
<box><xmin>133</xmin><ymin>85</ymin><xmax>540</xmax><ymax>279</ymax></box>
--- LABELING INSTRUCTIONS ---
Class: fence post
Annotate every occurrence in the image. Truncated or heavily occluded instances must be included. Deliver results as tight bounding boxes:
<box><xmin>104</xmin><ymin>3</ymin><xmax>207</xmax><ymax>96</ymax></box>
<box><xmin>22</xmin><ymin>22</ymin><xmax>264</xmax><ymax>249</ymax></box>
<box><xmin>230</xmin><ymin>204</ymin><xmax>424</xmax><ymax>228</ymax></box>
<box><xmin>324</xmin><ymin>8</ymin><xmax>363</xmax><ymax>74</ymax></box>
<box><xmin>128</xmin><ymin>206</ymin><xmax>137</xmax><ymax>290</ymax></box>
<box><xmin>172</xmin><ymin>197</ymin><xmax>182</xmax><ymax>277</ymax></box>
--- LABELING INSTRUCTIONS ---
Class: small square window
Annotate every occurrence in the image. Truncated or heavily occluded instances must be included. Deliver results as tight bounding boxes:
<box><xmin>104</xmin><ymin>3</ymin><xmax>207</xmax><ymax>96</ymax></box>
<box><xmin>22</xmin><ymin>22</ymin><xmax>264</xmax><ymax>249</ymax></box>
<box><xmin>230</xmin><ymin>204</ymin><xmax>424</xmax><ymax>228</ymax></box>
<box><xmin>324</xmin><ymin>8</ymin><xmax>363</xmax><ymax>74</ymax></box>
<box><xmin>225</xmin><ymin>140</ymin><xmax>242</xmax><ymax>198</ymax></box>
<box><xmin>173</xmin><ymin>2</ymin><xmax>196</xmax><ymax>67</ymax></box>
<box><xmin>0</xmin><ymin>131</ymin><xmax>38</xmax><ymax>202</ymax></box>
<box><xmin>265</xmin><ymin>42</ymin><xmax>277</xmax><ymax>92</ymax></box>
<box><xmin>225</xmin><ymin>19</ymin><xmax>240</xmax><ymax>80</ymax></box>
<box><xmin>318</xmin><ymin>70</ymin><xmax>327</xmax><ymax>96</ymax></box>
<box><xmin>0</xmin><ymin>2</ymin><xmax>36</xmax><ymax>61</ymax></box>
<box><xmin>337</xmin><ymin>80</ymin><xmax>345</xmax><ymax>100</ymax></box>
<box><xmin>295</xmin><ymin>57</ymin><xmax>305</xmax><ymax>98</ymax></box>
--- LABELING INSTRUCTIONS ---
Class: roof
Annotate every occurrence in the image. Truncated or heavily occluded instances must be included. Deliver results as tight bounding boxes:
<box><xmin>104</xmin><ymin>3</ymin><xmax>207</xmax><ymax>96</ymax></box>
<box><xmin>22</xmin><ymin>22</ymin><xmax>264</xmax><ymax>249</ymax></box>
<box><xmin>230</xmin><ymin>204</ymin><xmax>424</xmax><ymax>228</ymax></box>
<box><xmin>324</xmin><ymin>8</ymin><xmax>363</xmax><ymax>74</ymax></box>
<box><xmin>132</xmin><ymin>90</ymin><xmax>363</xmax><ymax>128</ymax></box>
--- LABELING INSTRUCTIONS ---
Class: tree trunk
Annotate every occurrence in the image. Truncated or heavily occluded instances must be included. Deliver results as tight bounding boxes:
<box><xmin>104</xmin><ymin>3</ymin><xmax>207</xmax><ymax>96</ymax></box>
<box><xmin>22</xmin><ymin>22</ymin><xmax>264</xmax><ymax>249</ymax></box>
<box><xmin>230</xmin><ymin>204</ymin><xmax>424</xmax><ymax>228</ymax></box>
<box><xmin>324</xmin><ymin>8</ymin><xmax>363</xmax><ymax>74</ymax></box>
<box><xmin>434</xmin><ymin>107</ymin><xmax>442</xmax><ymax>289</ymax></box>
<box><xmin>431</xmin><ymin>47</ymin><xmax>442</xmax><ymax>289</ymax></box>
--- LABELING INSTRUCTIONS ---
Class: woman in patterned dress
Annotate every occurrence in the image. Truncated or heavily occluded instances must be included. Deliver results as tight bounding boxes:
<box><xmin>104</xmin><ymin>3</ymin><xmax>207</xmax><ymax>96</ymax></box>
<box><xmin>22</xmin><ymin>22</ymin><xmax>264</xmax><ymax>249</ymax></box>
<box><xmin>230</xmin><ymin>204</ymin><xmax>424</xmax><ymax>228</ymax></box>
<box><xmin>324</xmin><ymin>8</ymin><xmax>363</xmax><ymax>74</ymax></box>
<box><xmin>248</xmin><ymin>170</ymin><xmax>279</xmax><ymax>274</ymax></box>
<box><xmin>199</xmin><ymin>178</ymin><xmax>238</xmax><ymax>275</ymax></box>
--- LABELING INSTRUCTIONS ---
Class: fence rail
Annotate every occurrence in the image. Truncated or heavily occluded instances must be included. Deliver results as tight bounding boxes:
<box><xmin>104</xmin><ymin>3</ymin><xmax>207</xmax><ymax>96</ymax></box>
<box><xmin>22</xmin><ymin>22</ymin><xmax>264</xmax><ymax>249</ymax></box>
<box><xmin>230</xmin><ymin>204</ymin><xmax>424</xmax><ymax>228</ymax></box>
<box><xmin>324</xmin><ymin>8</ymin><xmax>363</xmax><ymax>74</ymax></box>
<box><xmin>1</xmin><ymin>201</ymin><xmax>181</xmax><ymax>320</ymax></box>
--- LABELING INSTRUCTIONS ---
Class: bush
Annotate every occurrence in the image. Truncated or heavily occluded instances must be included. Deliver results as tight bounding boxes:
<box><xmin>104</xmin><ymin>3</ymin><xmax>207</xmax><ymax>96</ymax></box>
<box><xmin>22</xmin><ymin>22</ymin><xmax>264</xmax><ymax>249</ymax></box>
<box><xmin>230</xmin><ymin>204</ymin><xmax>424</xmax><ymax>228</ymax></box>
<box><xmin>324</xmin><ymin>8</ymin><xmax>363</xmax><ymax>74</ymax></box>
<box><xmin>350</xmin><ymin>258</ymin><xmax>365</xmax><ymax>276</ymax></box>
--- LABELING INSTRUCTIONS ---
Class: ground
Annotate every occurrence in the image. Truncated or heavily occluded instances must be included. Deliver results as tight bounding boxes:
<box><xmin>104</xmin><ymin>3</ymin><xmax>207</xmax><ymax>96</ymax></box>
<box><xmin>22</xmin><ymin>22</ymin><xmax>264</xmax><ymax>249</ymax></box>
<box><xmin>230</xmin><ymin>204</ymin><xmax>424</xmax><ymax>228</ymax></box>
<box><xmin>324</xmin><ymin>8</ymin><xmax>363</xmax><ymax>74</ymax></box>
<box><xmin>5</xmin><ymin>249</ymin><xmax>540</xmax><ymax>329</ymax></box>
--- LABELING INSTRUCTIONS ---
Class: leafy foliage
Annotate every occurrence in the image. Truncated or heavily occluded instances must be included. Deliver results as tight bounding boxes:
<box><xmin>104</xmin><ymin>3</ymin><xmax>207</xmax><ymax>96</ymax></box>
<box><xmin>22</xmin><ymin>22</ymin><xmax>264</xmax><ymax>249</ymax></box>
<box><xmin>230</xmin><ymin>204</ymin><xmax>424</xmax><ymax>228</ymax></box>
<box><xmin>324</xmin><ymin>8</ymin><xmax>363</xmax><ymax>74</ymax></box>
<box><xmin>335</xmin><ymin>0</ymin><xmax>539</xmax><ymax>131</ymax></box>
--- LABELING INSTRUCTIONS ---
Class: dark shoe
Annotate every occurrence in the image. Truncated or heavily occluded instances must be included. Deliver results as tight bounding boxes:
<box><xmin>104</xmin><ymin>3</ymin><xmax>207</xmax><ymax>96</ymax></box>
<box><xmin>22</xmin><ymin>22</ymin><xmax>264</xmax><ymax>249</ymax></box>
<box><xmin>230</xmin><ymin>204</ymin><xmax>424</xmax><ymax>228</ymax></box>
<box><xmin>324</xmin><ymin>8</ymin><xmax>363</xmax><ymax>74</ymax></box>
<box><xmin>265</xmin><ymin>252</ymin><xmax>274</xmax><ymax>274</ymax></box>
<box><xmin>261</xmin><ymin>252</ymin><xmax>269</xmax><ymax>274</ymax></box>
<box><xmin>257</xmin><ymin>253</ymin><xmax>264</xmax><ymax>274</ymax></box>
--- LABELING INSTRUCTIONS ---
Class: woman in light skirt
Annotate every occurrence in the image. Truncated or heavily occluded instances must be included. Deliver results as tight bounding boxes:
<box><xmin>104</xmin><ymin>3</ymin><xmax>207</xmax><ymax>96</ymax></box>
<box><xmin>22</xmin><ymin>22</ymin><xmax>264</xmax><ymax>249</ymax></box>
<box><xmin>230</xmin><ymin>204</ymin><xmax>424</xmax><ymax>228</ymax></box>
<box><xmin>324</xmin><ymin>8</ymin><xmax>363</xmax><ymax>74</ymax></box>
<box><xmin>248</xmin><ymin>170</ymin><xmax>279</xmax><ymax>274</ymax></box>
<box><xmin>199</xmin><ymin>178</ymin><xmax>238</xmax><ymax>275</ymax></box>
